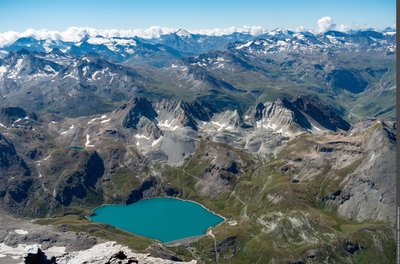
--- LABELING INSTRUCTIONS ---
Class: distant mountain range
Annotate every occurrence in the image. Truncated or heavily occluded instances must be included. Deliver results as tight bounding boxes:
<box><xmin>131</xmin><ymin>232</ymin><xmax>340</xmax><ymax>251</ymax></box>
<box><xmin>0</xmin><ymin>28</ymin><xmax>395</xmax><ymax>118</ymax></box>
<box><xmin>0</xmin><ymin>28</ymin><xmax>396</xmax><ymax>57</ymax></box>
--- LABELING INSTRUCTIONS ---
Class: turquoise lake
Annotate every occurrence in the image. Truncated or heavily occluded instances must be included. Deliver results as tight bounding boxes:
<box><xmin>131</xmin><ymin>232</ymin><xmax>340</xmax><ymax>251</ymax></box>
<box><xmin>89</xmin><ymin>198</ymin><xmax>224</xmax><ymax>243</ymax></box>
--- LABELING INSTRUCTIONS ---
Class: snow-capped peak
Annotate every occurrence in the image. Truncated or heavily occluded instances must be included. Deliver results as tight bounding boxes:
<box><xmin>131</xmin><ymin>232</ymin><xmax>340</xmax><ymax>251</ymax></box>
<box><xmin>175</xmin><ymin>29</ymin><xmax>192</xmax><ymax>38</ymax></box>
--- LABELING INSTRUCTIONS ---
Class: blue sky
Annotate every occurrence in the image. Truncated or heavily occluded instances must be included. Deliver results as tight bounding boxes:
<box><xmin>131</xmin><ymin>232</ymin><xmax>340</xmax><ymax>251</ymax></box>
<box><xmin>0</xmin><ymin>0</ymin><xmax>395</xmax><ymax>32</ymax></box>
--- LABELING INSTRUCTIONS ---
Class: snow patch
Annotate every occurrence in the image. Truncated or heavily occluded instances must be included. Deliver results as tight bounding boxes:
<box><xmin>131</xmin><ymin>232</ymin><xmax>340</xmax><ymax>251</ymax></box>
<box><xmin>88</xmin><ymin>115</ymin><xmax>107</xmax><ymax>124</ymax></box>
<box><xmin>44</xmin><ymin>65</ymin><xmax>56</xmax><ymax>74</ymax></box>
<box><xmin>135</xmin><ymin>134</ymin><xmax>150</xmax><ymax>140</ymax></box>
<box><xmin>85</xmin><ymin>134</ymin><xmax>95</xmax><ymax>148</ymax></box>
<box><xmin>235</xmin><ymin>41</ymin><xmax>252</xmax><ymax>49</ymax></box>
<box><xmin>228</xmin><ymin>220</ymin><xmax>237</xmax><ymax>226</ymax></box>
<box><xmin>211</xmin><ymin>121</ymin><xmax>233</xmax><ymax>131</ymax></box>
<box><xmin>8</xmin><ymin>59</ymin><xmax>23</xmax><ymax>79</ymax></box>
<box><xmin>158</xmin><ymin>119</ymin><xmax>179</xmax><ymax>131</ymax></box>
<box><xmin>14</xmin><ymin>229</ymin><xmax>28</xmax><ymax>235</ymax></box>
<box><xmin>312</xmin><ymin>124</ymin><xmax>322</xmax><ymax>131</ymax></box>
<box><xmin>0</xmin><ymin>65</ymin><xmax>7</xmax><ymax>77</ymax></box>
<box><xmin>151</xmin><ymin>136</ymin><xmax>163</xmax><ymax>147</ymax></box>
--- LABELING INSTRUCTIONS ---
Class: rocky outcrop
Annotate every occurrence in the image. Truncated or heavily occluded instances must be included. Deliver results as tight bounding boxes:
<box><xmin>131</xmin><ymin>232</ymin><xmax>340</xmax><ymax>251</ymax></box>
<box><xmin>121</xmin><ymin>97</ymin><xmax>158</xmax><ymax>129</ymax></box>
<box><xmin>136</xmin><ymin>117</ymin><xmax>163</xmax><ymax>139</ymax></box>
<box><xmin>0</xmin><ymin>133</ymin><xmax>33</xmax><ymax>214</ymax></box>
<box><xmin>293</xmin><ymin>94</ymin><xmax>350</xmax><ymax>131</ymax></box>
<box><xmin>54</xmin><ymin>242</ymin><xmax>196</xmax><ymax>264</ymax></box>
<box><xmin>147</xmin><ymin>243</ymin><xmax>183</xmax><ymax>261</ymax></box>
<box><xmin>188</xmin><ymin>141</ymin><xmax>250</xmax><ymax>197</ymax></box>
<box><xmin>0</xmin><ymin>133</ymin><xmax>30</xmax><ymax>177</ymax></box>
<box><xmin>279</xmin><ymin>119</ymin><xmax>396</xmax><ymax>227</ymax></box>
<box><xmin>336</xmin><ymin>120</ymin><xmax>396</xmax><ymax>225</ymax></box>
<box><xmin>126</xmin><ymin>177</ymin><xmax>158</xmax><ymax>204</ymax></box>
<box><xmin>54</xmin><ymin>150</ymin><xmax>105</xmax><ymax>206</ymax></box>
<box><xmin>0</xmin><ymin>213</ymin><xmax>194</xmax><ymax>263</ymax></box>
<box><xmin>24</xmin><ymin>248</ymin><xmax>57</xmax><ymax>264</ymax></box>
<box><xmin>215</xmin><ymin>236</ymin><xmax>240</xmax><ymax>258</ymax></box>
<box><xmin>0</xmin><ymin>106</ymin><xmax>39</xmax><ymax>128</ymax></box>
<box><xmin>154</xmin><ymin>99</ymin><xmax>211</xmax><ymax>131</ymax></box>
<box><xmin>256</xmin><ymin>98</ymin><xmax>311</xmax><ymax>134</ymax></box>
<box><xmin>255</xmin><ymin>95</ymin><xmax>350</xmax><ymax>134</ymax></box>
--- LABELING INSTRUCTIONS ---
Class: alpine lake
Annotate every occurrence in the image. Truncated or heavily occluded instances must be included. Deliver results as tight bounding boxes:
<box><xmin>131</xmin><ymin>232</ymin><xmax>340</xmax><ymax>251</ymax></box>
<box><xmin>89</xmin><ymin>197</ymin><xmax>224</xmax><ymax>243</ymax></box>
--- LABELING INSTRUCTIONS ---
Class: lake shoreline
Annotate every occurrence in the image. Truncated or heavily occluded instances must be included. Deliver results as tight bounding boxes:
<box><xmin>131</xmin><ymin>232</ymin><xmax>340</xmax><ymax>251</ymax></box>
<box><xmin>87</xmin><ymin>196</ymin><xmax>226</xmax><ymax>221</ymax></box>
<box><xmin>164</xmin><ymin>234</ymin><xmax>206</xmax><ymax>246</ymax></box>
<box><xmin>87</xmin><ymin>196</ymin><xmax>226</xmax><ymax>244</ymax></box>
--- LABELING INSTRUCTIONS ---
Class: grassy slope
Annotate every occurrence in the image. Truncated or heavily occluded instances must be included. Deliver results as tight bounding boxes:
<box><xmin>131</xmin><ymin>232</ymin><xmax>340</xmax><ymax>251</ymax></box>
<box><xmin>35</xmin><ymin>138</ymin><xmax>395</xmax><ymax>263</ymax></box>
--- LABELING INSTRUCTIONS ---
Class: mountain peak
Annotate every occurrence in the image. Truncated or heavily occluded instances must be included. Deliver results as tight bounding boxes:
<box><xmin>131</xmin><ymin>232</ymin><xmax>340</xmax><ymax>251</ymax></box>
<box><xmin>175</xmin><ymin>29</ymin><xmax>192</xmax><ymax>38</ymax></box>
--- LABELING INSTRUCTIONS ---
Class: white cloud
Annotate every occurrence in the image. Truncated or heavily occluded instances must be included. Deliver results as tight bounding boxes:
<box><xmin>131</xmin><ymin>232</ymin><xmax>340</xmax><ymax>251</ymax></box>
<box><xmin>317</xmin><ymin>16</ymin><xmax>336</xmax><ymax>33</ymax></box>
<box><xmin>0</xmin><ymin>22</ymin><xmax>380</xmax><ymax>47</ymax></box>
<box><xmin>0</xmin><ymin>26</ymin><xmax>270</xmax><ymax>47</ymax></box>
<box><xmin>294</xmin><ymin>26</ymin><xmax>305</xmax><ymax>32</ymax></box>
<box><xmin>316</xmin><ymin>17</ymin><xmax>356</xmax><ymax>33</ymax></box>
<box><xmin>0</xmin><ymin>26</ymin><xmax>178</xmax><ymax>47</ymax></box>
<box><xmin>194</xmin><ymin>26</ymin><xmax>266</xmax><ymax>36</ymax></box>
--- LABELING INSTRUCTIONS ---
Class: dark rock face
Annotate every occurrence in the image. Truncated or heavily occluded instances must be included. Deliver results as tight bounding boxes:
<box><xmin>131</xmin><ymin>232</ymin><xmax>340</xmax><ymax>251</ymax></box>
<box><xmin>126</xmin><ymin>177</ymin><xmax>157</xmax><ymax>204</ymax></box>
<box><xmin>0</xmin><ymin>106</ymin><xmax>39</xmax><ymax>127</ymax></box>
<box><xmin>0</xmin><ymin>106</ymin><xmax>27</xmax><ymax>127</ymax></box>
<box><xmin>55</xmin><ymin>151</ymin><xmax>105</xmax><ymax>206</ymax></box>
<box><xmin>254</xmin><ymin>102</ymin><xmax>265</xmax><ymax>121</ymax></box>
<box><xmin>0</xmin><ymin>133</ymin><xmax>30</xmax><ymax>175</ymax></box>
<box><xmin>6</xmin><ymin>179</ymin><xmax>33</xmax><ymax>203</ymax></box>
<box><xmin>216</xmin><ymin>236</ymin><xmax>239</xmax><ymax>253</ymax></box>
<box><xmin>382</xmin><ymin>121</ymin><xmax>396</xmax><ymax>144</ymax></box>
<box><xmin>106</xmin><ymin>250</ymin><xmax>140</xmax><ymax>264</ymax></box>
<box><xmin>329</xmin><ymin>69</ymin><xmax>368</xmax><ymax>94</ymax></box>
<box><xmin>122</xmin><ymin>97</ymin><xmax>158</xmax><ymax>129</ymax></box>
<box><xmin>279</xmin><ymin>98</ymin><xmax>312</xmax><ymax>130</ymax></box>
<box><xmin>83</xmin><ymin>151</ymin><xmax>105</xmax><ymax>187</ymax></box>
<box><xmin>293</xmin><ymin>95</ymin><xmax>350</xmax><ymax>131</ymax></box>
<box><xmin>56</xmin><ymin>172</ymin><xmax>88</xmax><ymax>206</ymax></box>
<box><xmin>182</xmin><ymin>101</ymin><xmax>212</xmax><ymax>122</ymax></box>
<box><xmin>164</xmin><ymin>187</ymin><xmax>181</xmax><ymax>196</ymax></box>
<box><xmin>147</xmin><ymin>244</ymin><xmax>182</xmax><ymax>261</ymax></box>
<box><xmin>109</xmin><ymin>250</ymin><xmax>128</xmax><ymax>260</ymax></box>
<box><xmin>214</xmin><ymin>236</ymin><xmax>240</xmax><ymax>259</ymax></box>
<box><xmin>24</xmin><ymin>248</ymin><xmax>57</xmax><ymax>264</ymax></box>
<box><xmin>344</xmin><ymin>241</ymin><xmax>360</xmax><ymax>254</ymax></box>
<box><xmin>173</xmin><ymin>101</ymin><xmax>200</xmax><ymax>130</ymax></box>
<box><xmin>1</xmin><ymin>106</ymin><xmax>27</xmax><ymax>120</ymax></box>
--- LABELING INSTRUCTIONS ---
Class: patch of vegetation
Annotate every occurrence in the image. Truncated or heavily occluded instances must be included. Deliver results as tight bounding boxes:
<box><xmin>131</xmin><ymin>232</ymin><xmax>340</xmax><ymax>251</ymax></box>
<box><xmin>104</xmin><ymin>169</ymin><xmax>143</xmax><ymax>200</ymax></box>
<box><xmin>334</xmin><ymin>158</ymin><xmax>363</xmax><ymax>178</ymax></box>
<box><xmin>352</xmin><ymin>229</ymin><xmax>396</xmax><ymax>264</ymax></box>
